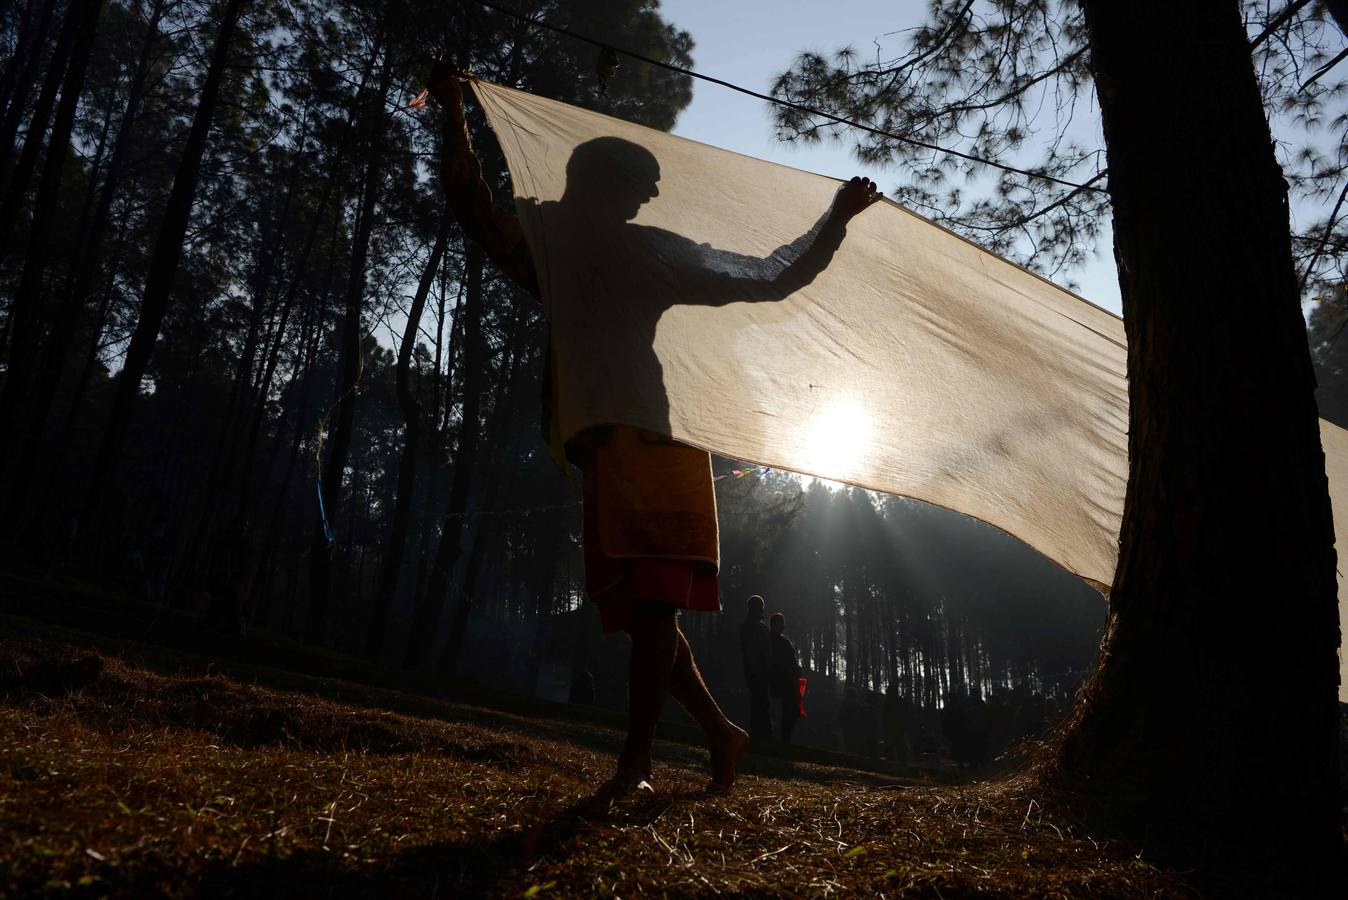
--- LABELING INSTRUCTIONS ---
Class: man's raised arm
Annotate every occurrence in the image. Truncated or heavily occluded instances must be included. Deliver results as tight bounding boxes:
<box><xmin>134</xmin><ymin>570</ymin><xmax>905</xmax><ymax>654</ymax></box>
<box><xmin>427</xmin><ymin>61</ymin><xmax>539</xmax><ymax>298</ymax></box>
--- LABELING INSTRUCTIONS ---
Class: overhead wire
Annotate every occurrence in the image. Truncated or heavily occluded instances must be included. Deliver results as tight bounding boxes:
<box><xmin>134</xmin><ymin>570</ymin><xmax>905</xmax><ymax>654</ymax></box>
<box><xmin>463</xmin><ymin>0</ymin><xmax>1108</xmax><ymax>195</ymax></box>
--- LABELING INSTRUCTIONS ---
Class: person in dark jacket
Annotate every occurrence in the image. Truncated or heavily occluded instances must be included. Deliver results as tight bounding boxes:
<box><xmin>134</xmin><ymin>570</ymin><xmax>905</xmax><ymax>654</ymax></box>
<box><xmin>740</xmin><ymin>595</ymin><xmax>773</xmax><ymax>740</ymax></box>
<box><xmin>769</xmin><ymin>612</ymin><xmax>802</xmax><ymax>743</ymax></box>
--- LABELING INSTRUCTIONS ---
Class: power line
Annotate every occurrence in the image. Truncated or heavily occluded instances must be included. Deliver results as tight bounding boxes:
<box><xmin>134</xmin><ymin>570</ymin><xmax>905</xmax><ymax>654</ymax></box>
<box><xmin>464</xmin><ymin>0</ymin><xmax>1108</xmax><ymax>195</ymax></box>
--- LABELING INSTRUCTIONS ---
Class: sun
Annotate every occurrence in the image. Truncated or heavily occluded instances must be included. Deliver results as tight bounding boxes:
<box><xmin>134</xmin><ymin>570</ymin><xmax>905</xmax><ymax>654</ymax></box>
<box><xmin>802</xmin><ymin>396</ymin><xmax>872</xmax><ymax>481</ymax></box>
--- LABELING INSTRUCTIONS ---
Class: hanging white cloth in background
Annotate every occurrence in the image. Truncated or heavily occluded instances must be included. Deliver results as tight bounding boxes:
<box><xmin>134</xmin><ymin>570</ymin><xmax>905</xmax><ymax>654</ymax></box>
<box><xmin>471</xmin><ymin>79</ymin><xmax>1347</xmax><ymax>700</ymax></box>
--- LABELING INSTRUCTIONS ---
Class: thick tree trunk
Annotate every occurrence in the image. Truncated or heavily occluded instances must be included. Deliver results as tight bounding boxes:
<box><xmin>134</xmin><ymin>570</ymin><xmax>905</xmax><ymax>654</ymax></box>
<box><xmin>306</xmin><ymin>53</ymin><xmax>390</xmax><ymax>645</ymax></box>
<box><xmin>403</xmin><ymin>243</ymin><xmax>485</xmax><ymax>671</ymax></box>
<box><xmin>365</xmin><ymin>221</ymin><xmax>449</xmax><ymax>661</ymax></box>
<box><xmin>1054</xmin><ymin>0</ymin><xmax>1340</xmax><ymax>880</ymax></box>
<box><xmin>80</xmin><ymin>0</ymin><xmax>249</xmax><ymax>535</ymax></box>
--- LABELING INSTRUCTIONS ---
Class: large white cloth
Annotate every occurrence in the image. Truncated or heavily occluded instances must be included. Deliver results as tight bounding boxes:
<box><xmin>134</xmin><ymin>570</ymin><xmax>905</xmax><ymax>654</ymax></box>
<box><xmin>1320</xmin><ymin>420</ymin><xmax>1348</xmax><ymax>700</ymax></box>
<box><xmin>472</xmin><ymin>79</ymin><xmax>1346</xmax><ymax>699</ymax></box>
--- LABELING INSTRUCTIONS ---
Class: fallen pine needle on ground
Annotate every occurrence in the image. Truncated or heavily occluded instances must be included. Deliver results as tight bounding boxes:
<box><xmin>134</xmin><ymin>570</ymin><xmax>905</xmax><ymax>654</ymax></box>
<box><xmin>0</xmin><ymin>636</ymin><xmax>1193</xmax><ymax>898</ymax></box>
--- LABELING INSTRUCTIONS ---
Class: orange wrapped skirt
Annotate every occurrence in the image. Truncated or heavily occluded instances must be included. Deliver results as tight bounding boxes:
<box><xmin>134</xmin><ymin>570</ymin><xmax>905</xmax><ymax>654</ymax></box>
<box><xmin>580</xmin><ymin>426</ymin><xmax>721</xmax><ymax>633</ymax></box>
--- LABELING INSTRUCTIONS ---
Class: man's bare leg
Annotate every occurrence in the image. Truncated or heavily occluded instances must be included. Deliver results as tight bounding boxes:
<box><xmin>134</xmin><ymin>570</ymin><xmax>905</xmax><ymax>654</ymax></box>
<box><xmin>669</xmin><ymin>624</ymin><xmax>750</xmax><ymax>790</ymax></box>
<box><xmin>610</xmin><ymin>602</ymin><xmax>678</xmax><ymax>791</ymax></box>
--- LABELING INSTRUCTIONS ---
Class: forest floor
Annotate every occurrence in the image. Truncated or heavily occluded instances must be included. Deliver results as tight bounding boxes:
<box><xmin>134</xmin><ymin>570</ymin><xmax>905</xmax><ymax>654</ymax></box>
<box><xmin>0</xmin><ymin>622</ymin><xmax>1200</xmax><ymax>896</ymax></box>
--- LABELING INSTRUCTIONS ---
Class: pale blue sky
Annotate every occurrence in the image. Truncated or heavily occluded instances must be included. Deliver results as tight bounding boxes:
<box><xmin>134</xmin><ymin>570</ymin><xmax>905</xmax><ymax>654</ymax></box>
<box><xmin>658</xmin><ymin>0</ymin><xmax>1125</xmax><ymax>316</ymax></box>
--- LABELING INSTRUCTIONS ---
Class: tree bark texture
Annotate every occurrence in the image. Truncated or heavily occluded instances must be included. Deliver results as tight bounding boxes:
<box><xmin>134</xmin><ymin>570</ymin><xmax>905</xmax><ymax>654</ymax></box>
<box><xmin>1056</xmin><ymin>0</ymin><xmax>1340</xmax><ymax>878</ymax></box>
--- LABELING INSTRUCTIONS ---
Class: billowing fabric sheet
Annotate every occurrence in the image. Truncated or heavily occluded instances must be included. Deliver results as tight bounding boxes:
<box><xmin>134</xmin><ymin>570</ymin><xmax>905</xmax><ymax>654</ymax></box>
<box><xmin>472</xmin><ymin>79</ymin><xmax>1347</xmax><ymax>699</ymax></box>
<box><xmin>1320</xmin><ymin>420</ymin><xmax>1348</xmax><ymax>700</ymax></box>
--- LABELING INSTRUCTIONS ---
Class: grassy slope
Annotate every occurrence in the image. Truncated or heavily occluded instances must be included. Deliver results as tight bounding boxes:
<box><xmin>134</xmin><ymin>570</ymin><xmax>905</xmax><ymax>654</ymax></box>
<box><xmin>0</xmin><ymin>567</ymin><xmax>1193</xmax><ymax>897</ymax></box>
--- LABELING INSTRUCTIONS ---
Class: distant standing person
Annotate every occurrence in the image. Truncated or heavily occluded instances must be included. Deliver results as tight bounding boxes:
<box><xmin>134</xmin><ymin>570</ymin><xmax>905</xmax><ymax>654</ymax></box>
<box><xmin>769</xmin><ymin>612</ymin><xmax>802</xmax><ymax>743</ymax></box>
<box><xmin>740</xmin><ymin>595</ymin><xmax>772</xmax><ymax>740</ymax></box>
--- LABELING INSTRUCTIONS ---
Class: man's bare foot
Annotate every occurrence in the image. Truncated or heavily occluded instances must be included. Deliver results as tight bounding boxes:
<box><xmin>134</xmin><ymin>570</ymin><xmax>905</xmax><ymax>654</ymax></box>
<box><xmin>597</xmin><ymin>772</ymin><xmax>654</xmax><ymax>797</ymax></box>
<box><xmin>707</xmin><ymin>723</ymin><xmax>750</xmax><ymax>792</ymax></box>
<box><xmin>599</xmin><ymin>755</ymin><xmax>654</xmax><ymax>797</ymax></box>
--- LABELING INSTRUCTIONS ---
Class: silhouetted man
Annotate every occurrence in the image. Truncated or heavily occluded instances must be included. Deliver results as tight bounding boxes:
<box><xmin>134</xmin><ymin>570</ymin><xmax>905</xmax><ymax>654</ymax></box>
<box><xmin>427</xmin><ymin>62</ymin><xmax>879</xmax><ymax>793</ymax></box>
<box><xmin>769</xmin><ymin>611</ymin><xmax>801</xmax><ymax>743</ymax></box>
<box><xmin>740</xmin><ymin>594</ymin><xmax>772</xmax><ymax>740</ymax></box>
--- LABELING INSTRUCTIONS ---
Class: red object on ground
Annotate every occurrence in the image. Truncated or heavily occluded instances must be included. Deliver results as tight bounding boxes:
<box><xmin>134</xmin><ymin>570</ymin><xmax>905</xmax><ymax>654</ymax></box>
<box><xmin>798</xmin><ymin>677</ymin><xmax>808</xmax><ymax>717</ymax></box>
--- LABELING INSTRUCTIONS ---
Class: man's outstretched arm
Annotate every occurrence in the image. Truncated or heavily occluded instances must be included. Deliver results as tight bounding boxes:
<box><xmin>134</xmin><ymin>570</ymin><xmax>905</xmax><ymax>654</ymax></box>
<box><xmin>675</xmin><ymin>176</ymin><xmax>883</xmax><ymax>306</ymax></box>
<box><xmin>428</xmin><ymin>61</ymin><xmax>539</xmax><ymax>298</ymax></box>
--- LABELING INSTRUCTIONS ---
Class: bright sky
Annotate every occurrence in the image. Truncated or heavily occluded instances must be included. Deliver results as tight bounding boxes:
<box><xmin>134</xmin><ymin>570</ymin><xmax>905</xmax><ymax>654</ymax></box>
<box><xmin>658</xmin><ymin>0</ymin><xmax>1125</xmax><ymax>316</ymax></box>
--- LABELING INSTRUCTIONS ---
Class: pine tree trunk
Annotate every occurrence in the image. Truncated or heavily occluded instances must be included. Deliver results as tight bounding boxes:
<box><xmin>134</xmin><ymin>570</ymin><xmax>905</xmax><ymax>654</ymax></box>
<box><xmin>438</xmin><ymin>295</ymin><xmax>530</xmax><ymax>672</ymax></box>
<box><xmin>305</xmin><ymin>52</ymin><xmax>389</xmax><ymax>646</ymax></box>
<box><xmin>0</xmin><ymin>0</ymin><xmax>81</xmax><ymax>263</ymax></box>
<box><xmin>366</xmin><ymin>220</ymin><xmax>449</xmax><ymax>661</ymax></box>
<box><xmin>430</xmin><ymin>254</ymin><xmax>451</xmax><ymax>436</ymax></box>
<box><xmin>80</xmin><ymin>0</ymin><xmax>249</xmax><ymax>536</ymax></box>
<box><xmin>0</xmin><ymin>0</ymin><xmax>59</xmax><ymax>201</ymax></box>
<box><xmin>235</xmin><ymin>252</ymin><xmax>303</xmax><ymax>509</ymax></box>
<box><xmin>0</xmin><ymin>0</ymin><xmax>104</xmax><ymax>502</ymax></box>
<box><xmin>236</xmin><ymin>133</ymin><xmax>359</xmax><ymax>530</ymax></box>
<box><xmin>403</xmin><ymin>243</ymin><xmax>486</xmax><ymax>671</ymax></box>
<box><xmin>439</xmin><ymin>274</ymin><xmax>466</xmax><ymax>437</ymax></box>
<box><xmin>0</xmin><ymin>0</ymin><xmax>51</xmax><ymax>129</ymax></box>
<box><xmin>183</xmin><ymin>146</ymin><xmax>303</xmax><ymax>579</ymax></box>
<box><xmin>1054</xmin><ymin>0</ymin><xmax>1340</xmax><ymax>879</ymax></box>
<box><xmin>251</xmin><ymin>284</ymin><xmax>325</xmax><ymax>626</ymax></box>
<box><xmin>524</xmin><ymin>518</ymin><xmax>562</xmax><ymax>696</ymax></box>
<box><xmin>11</xmin><ymin>0</ymin><xmax>165</xmax><ymax>504</ymax></box>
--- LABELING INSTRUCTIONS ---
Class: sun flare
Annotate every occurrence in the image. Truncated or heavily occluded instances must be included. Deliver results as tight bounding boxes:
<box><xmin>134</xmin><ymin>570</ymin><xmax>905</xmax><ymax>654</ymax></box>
<box><xmin>802</xmin><ymin>397</ymin><xmax>872</xmax><ymax>480</ymax></box>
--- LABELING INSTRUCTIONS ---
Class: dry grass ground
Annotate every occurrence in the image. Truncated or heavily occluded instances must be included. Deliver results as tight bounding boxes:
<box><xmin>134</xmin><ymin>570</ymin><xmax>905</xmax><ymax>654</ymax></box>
<box><xmin>0</xmin><ymin>630</ymin><xmax>1196</xmax><ymax>899</ymax></box>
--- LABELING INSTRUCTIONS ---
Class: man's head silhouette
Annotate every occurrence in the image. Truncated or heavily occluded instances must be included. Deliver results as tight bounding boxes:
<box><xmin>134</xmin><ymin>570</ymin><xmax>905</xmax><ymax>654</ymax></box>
<box><xmin>562</xmin><ymin>137</ymin><xmax>660</xmax><ymax>222</ymax></box>
<box><xmin>746</xmin><ymin>594</ymin><xmax>765</xmax><ymax>621</ymax></box>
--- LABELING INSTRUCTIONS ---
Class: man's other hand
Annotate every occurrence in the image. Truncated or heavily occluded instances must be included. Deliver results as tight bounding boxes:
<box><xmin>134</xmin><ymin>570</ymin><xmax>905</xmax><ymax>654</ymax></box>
<box><xmin>831</xmin><ymin>176</ymin><xmax>883</xmax><ymax>223</ymax></box>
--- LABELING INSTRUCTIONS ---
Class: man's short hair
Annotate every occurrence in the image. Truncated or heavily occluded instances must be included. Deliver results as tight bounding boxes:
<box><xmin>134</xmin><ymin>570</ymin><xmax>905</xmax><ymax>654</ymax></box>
<box><xmin>769</xmin><ymin>612</ymin><xmax>785</xmax><ymax>629</ymax></box>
